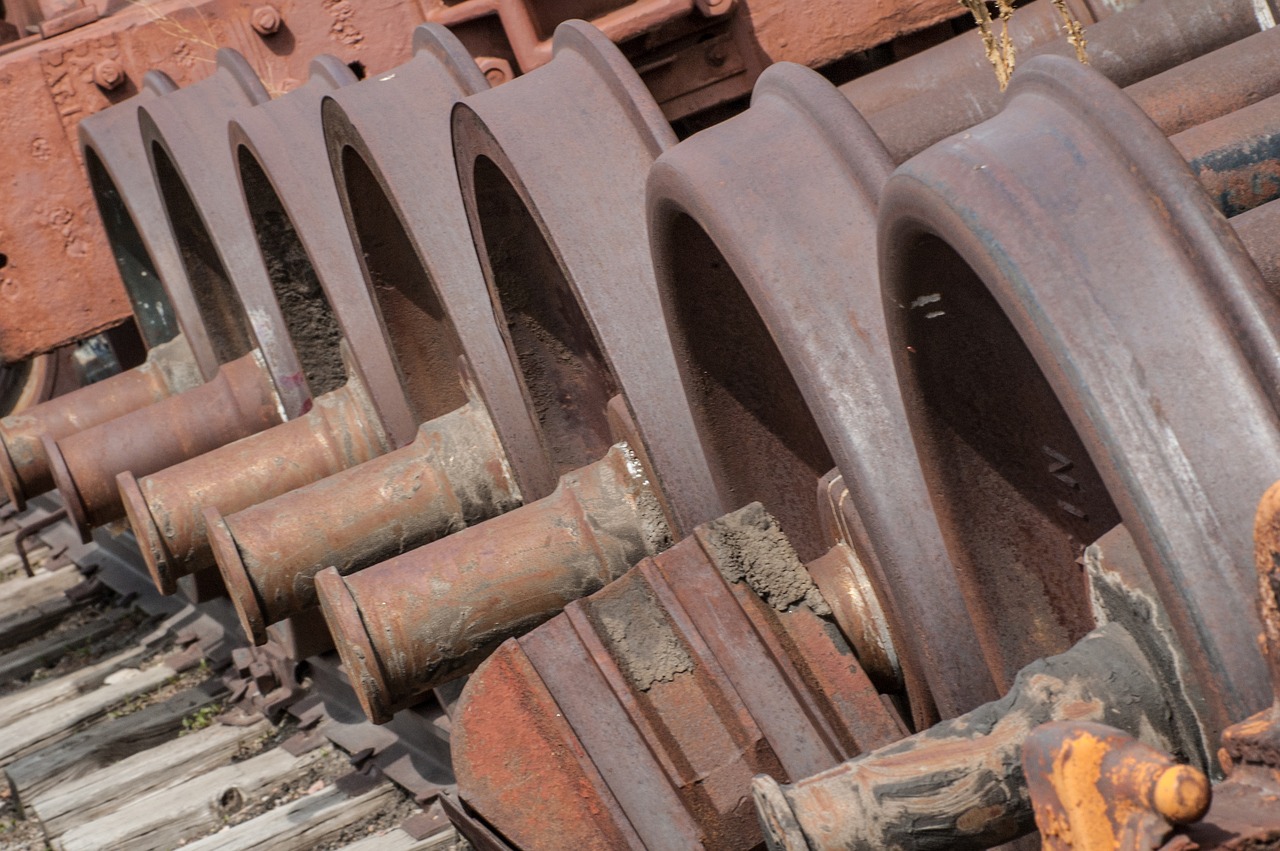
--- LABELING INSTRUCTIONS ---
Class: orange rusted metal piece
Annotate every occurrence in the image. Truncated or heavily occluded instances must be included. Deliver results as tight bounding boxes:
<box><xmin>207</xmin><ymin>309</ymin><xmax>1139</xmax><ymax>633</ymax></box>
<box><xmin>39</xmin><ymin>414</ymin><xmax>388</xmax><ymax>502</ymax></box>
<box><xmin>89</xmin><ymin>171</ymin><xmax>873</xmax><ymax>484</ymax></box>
<box><xmin>752</xmin><ymin>623</ymin><xmax>1192</xmax><ymax>850</ymax></box>
<box><xmin>1024</xmin><ymin>721</ymin><xmax>1211</xmax><ymax>850</ymax></box>
<box><xmin>0</xmin><ymin>0</ymin><xmax>424</xmax><ymax>364</ymax></box>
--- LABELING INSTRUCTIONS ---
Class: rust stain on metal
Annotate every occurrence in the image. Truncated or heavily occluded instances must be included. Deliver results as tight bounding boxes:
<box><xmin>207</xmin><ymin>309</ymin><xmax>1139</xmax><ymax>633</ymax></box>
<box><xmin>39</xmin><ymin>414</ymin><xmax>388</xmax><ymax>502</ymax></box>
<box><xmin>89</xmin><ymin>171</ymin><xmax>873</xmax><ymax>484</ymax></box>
<box><xmin>121</xmin><ymin>374</ymin><xmax>391</xmax><ymax>596</ymax></box>
<box><xmin>315</xmin><ymin>442</ymin><xmax>669</xmax><ymax>723</ymax></box>
<box><xmin>44</xmin><ymin>350</ymin><xmax>282</xmax><ymax>540</ymax></box>
<box><xmin>210</xmin><ymin>400</ymin><xmax>518</xmax><ymax>644</ymax></box>
<box><xmin>455</xmin><ymin>503</ymin><xmax>901</xmax><ymax>848</ymax></box>
<box><xmin>1024</xmin><ymin>722</ymin><xmax>1210</xmax><ymax>849</ymax></box>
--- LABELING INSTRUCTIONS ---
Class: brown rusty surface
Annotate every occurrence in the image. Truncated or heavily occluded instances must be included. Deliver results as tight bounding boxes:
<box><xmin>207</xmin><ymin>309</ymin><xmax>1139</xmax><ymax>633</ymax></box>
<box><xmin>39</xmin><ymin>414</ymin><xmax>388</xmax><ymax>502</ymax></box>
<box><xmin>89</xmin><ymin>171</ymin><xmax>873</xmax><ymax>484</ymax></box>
<box><xmin>879</xmin><ymin>55</ymin><xmax>1280</xmax><ymax>736</ymax></box>
<box><xmin>0</xmin><ymin>0</ymin><xmax>424</xmax><ymax>364</ymax></box>
<box><xmin>753</xmin><ymin>624</ymin><xmax>1187</xmax><ymax>851</ymax></box>
<box><xmin>138</xmin><ymin>49</ymin><xmax>308</xmax><ymax>419</ymax></box>
<box><xmin>455</xmin><ymin>503</ymin><xmax>901</xmax><ymax>849</ymax></box>
<box><xmin>860</xmin><ymin>0</ymin><xmax>1264</xmax><ymax>163</ymax></box>
<box><xmin>424</xmin><ymin>0</ymin><xmax>968</xmax><ymax>120</ymax></box>
<box><xmin>1126</xmin><ymin>25</ymin><xmax>1280</xmax><ymax>137</ymax></box>
<box><xmin>315</xmin><ymin>442</ymin><xmax>670</xmax><ymax>723</ymax></box>
<box><xmin>1174</xmin><ymin>90</ymin><xmax>1280</xmax><ymax>217</ymax></box>
<box><xmin>209</xmin><ymin>399</ymin><xmax>519</xmax><ymax>645</ymax></box>
<box><xmin>120</xmin><ymin>374</ymin><xmax>390</xmax><ymax>596</ymax></box>
<box><xmin>44</xmin><ymin>350</ymin><xmax>283</xmax><ymax>539</ymax></box>
<box><xmin>450</xmin><ymin>641</ymin><xmax>645</xmax><ymax>850</ymax></box>
<box><xmin>1024</xmin><ymin>721</ymin><xmax>1211</xmax><ymax>849</ymax></box>
<box><xmin>0</xmin><ymin>333</ymin><xmax>197</xmax><ymax>508</ymax></box>
<box><xmin>647</xmin><ymin>59</ymin><xmax>995</xmax><ymax>727</ymax></box>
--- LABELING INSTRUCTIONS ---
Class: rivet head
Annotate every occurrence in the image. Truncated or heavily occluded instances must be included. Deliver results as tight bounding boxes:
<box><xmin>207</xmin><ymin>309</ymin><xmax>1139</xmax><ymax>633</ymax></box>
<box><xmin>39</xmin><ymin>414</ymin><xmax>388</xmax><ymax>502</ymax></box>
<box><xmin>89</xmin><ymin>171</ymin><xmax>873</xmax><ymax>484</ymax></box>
<box><xmin>251</xmin><ymin>4</ymin><xmax>281</xmax><ymax>35</ymax></box>
<box><xmin>92</xmin><ymin>59</ymin><xmax>124</xmax><ymax>91</ymax></box>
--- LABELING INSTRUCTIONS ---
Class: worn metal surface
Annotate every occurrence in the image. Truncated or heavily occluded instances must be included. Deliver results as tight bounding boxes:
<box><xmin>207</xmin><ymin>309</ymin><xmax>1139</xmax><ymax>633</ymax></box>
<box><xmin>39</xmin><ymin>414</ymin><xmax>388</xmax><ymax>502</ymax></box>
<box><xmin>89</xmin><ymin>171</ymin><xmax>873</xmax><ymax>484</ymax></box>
<box><xmin>78</xmin><ymin>71</ymin><xmax>186</xmax><ymax>353</ymax></box>
<box><xmin>1125</xmin><ymin>24</ymin><xmax>1280</xmax><ymax>137</ymax></box>
<box><xmin>1023</xmin><ymin>722</ymin><xmax>1211</xmax><ymax>849</ymax></box>
<box><xmin>114</xmin><ymin>51</ymin><xmax>453</xmax><ymax>590</ymax></box>
<box><xmin>323</xmin><ymin>26</ymin><xmax>542</xmax><ymax>484</ymax></box>
<box><xmin>209</xmin><ymin>399</ymin><xmax>518</xmax><ymax>644</ymax></box>
<box><xmin>647</xmin><ymin>60</ymin><xmax>995</xmax><ymax>727</ymax></box>
<box><xmin>309</xmin><ymin>20</ymin><xmax>739</xmax><ymax>724</ymax></box>
<box><xmin>842</xmin><ymin>0</ymin><xmax>1124</xmax><ymax>118</ymax></box>
<box><xmin>454</xmin><ymin>503</ymin><xmax>905</xmax><ymax>849</ymax></box>
<box><xmin>37</xmin><ymin>50</ymin><xmax>389</xmax><ymax>542</ymax></box>
<box><xmin>138</xmin><ymin>48</ymin><xmax>307</xmax><ymax>419</ymax></box>
<box><xmin>0</xmin><ymin>54</ymin><xmax>282</xmax><ymax>512</ymax></box>
<box><xmin>0</xmin><ymin>0</ymin><xmax>423</xmax><ymax>364</ymax></box>
<box><xmin>753</xmin><ymin>624</ymin><xmax>1186</xmax><ymax>850</ymax></box>
<box><xmin>879</xmin><ymin>55</ymin><xmax>1280</xmax><ymax>739</ymax></box>
<box><xmin>228</xmin><ymin>54</ymin><xmax>419</xmax><ymax>448</ymax></box>
<box><xmin>452</xmin><ymin>20</ymin><xmax>717</xmax><ymax>534</ymax></box>
<box><xmin>316</xmin><ymin>442</ymin><xmax>670</xmax><ymax>723</ymax></box>
<box><xmin>0</xmin><ymin>334</ymin><xmax>198</xmax><ymax>509</ymax></box>
<box><xmin>1025</xmin><ymin>485</ymin><xmax>1280</xmax><ymax>849</ymax></box>
<box><xmin>45</xmin><ymin>350</ymin><xmax>282</xmax><ymax>540</ymax></box>
<box><xmin>1173</xmin><ymin>88</ymin><xmax>1280</xmax><ymax>217</ymax></box>
<box><xmin>121</xmin><ymin>370</ymin><xmax>388</xmax><ymax>595</ymax></box>
<box><xmin>859</xmin><ymin>0</ymin><xmax>1267</xmax><ymax>162</ymax></box>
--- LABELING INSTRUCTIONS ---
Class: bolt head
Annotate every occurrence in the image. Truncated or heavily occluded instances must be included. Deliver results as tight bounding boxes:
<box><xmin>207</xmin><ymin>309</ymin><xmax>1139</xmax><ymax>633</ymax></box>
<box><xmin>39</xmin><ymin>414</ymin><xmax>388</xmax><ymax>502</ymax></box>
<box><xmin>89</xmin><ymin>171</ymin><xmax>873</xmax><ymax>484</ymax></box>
<box><xmin>93</xmin><ymin>59</ymin><xmax>124</xmax><ymax>91</ymax></box>
<box><xmin>476</xmin><ymin>56</ymin><xmax>513</xmax><ymax>87</ymax></box>
<box><xmin>251</xmin><ymin>4</ymin><xmax>281</xmax><ymax>35</ymax></box>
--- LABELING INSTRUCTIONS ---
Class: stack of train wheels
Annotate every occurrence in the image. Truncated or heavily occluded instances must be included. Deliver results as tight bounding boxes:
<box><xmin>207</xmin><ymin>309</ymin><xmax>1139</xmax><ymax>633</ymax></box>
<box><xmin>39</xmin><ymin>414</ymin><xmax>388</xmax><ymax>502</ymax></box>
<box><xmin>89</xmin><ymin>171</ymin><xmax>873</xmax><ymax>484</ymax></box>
<box><xmin>0</xmin><ymin>0</ymin><xmax>1279</xmax><ymax>849</ymax></box>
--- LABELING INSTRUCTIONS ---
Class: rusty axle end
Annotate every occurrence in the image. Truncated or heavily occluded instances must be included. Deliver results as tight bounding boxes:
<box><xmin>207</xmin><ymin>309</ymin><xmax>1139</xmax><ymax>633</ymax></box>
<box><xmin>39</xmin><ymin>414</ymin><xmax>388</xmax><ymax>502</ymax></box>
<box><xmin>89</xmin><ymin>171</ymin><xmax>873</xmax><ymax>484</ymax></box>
<box><xmin>314</xmin><ymin>443</ymin><xmax>670</xmax><ymax>724</ymax></box>
<box><xmin>315</xmin><ymin>565</ymin><xmax>392</xmax><ymax>723</ymax></box>
<box><xmin>118</xmin><ymin>470</ymin><xmax>179</xmax><ymax>595</ymax></box>
<box><xmin>38</xmin><ymin>352</ymin><xmax>284</xmax><ymax>540</ymax></box>
<box><xmin>117</xmin><ymin>380</ymin><xmax>389</xmax><ymax>596</ymax></box>
<box><xmin>206</xmin><ymin>506</ymin><xmax>270</xmax><ymax>645</ymax></box>
<box><xmin>42</xmin><ymin>434</ymin><xmax>94</xmax><ymax>543</ymax></box>
<box><xmin>0</xmin><ymin>336</ymin><xmax>200</xmax><ymax>510</ymax></box>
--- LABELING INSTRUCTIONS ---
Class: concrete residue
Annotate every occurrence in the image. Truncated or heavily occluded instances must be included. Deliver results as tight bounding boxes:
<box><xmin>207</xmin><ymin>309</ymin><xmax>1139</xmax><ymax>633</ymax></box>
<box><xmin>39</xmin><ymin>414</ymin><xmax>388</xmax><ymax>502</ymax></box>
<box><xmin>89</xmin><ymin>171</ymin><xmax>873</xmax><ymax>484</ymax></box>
<box><xmin>592</xmin><ymin>579</ymin><xmax>692</xmax><ymax>692</ymax></box>
<box><xmin>702</xmin><ymin>502</ymin><xmax>831</xmax><ymax>615</ymax></box>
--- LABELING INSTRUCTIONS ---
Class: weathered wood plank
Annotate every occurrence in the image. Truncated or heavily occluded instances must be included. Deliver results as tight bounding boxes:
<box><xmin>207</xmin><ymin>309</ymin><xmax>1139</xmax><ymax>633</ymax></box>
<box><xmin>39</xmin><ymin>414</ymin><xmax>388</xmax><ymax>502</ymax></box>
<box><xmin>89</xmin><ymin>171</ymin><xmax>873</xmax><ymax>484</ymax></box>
<box><xmin>0</xmin><ymin>565</ymin><xmax>78</xmax><ymax>619</ymax></box>
<box><xmin>29</xmin><ymin>714</ymin><xmax>270</xmax><ymax>841</ymax></box>
<box><xmin>180</xmin><ymin>781</ymin><xmax>397</xmax><ymax>851</ymax></box>
<box><xmin>0</xmin><ymin>545</ymin><xmax>50</xmax><ymax>582</ymax></box>
<box><xmin>0</xmin><ymin>661</ymin><xmax>176</xmax><ymax>766</ymax></box>
<box><xmin>9</xmin><ymin>678</ymin><xmax>225</xmax><ymax>811</ymax></box>
<box><xmin>0</xmin><ymin>593</ymin><xmax>78</xmax><ymax>649</ymax></box>
<box><xmin>336</xmin><ymin>825</ymin><xmax>461</xmax><ymax>851</ymax></box>
<box><xmin>56</xmin><ymin>743</ymin><xmax>330</xmax><ymax>851</ymax></box>
<box><xmin>0</xmin><ymin>611</ymin><xmax>126</xmax><ymax>683</ymax></box>
<box><xmin>0</xmin><ymin>644</ymin><xmax>149</xmax><ymax>728</ymax></box>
